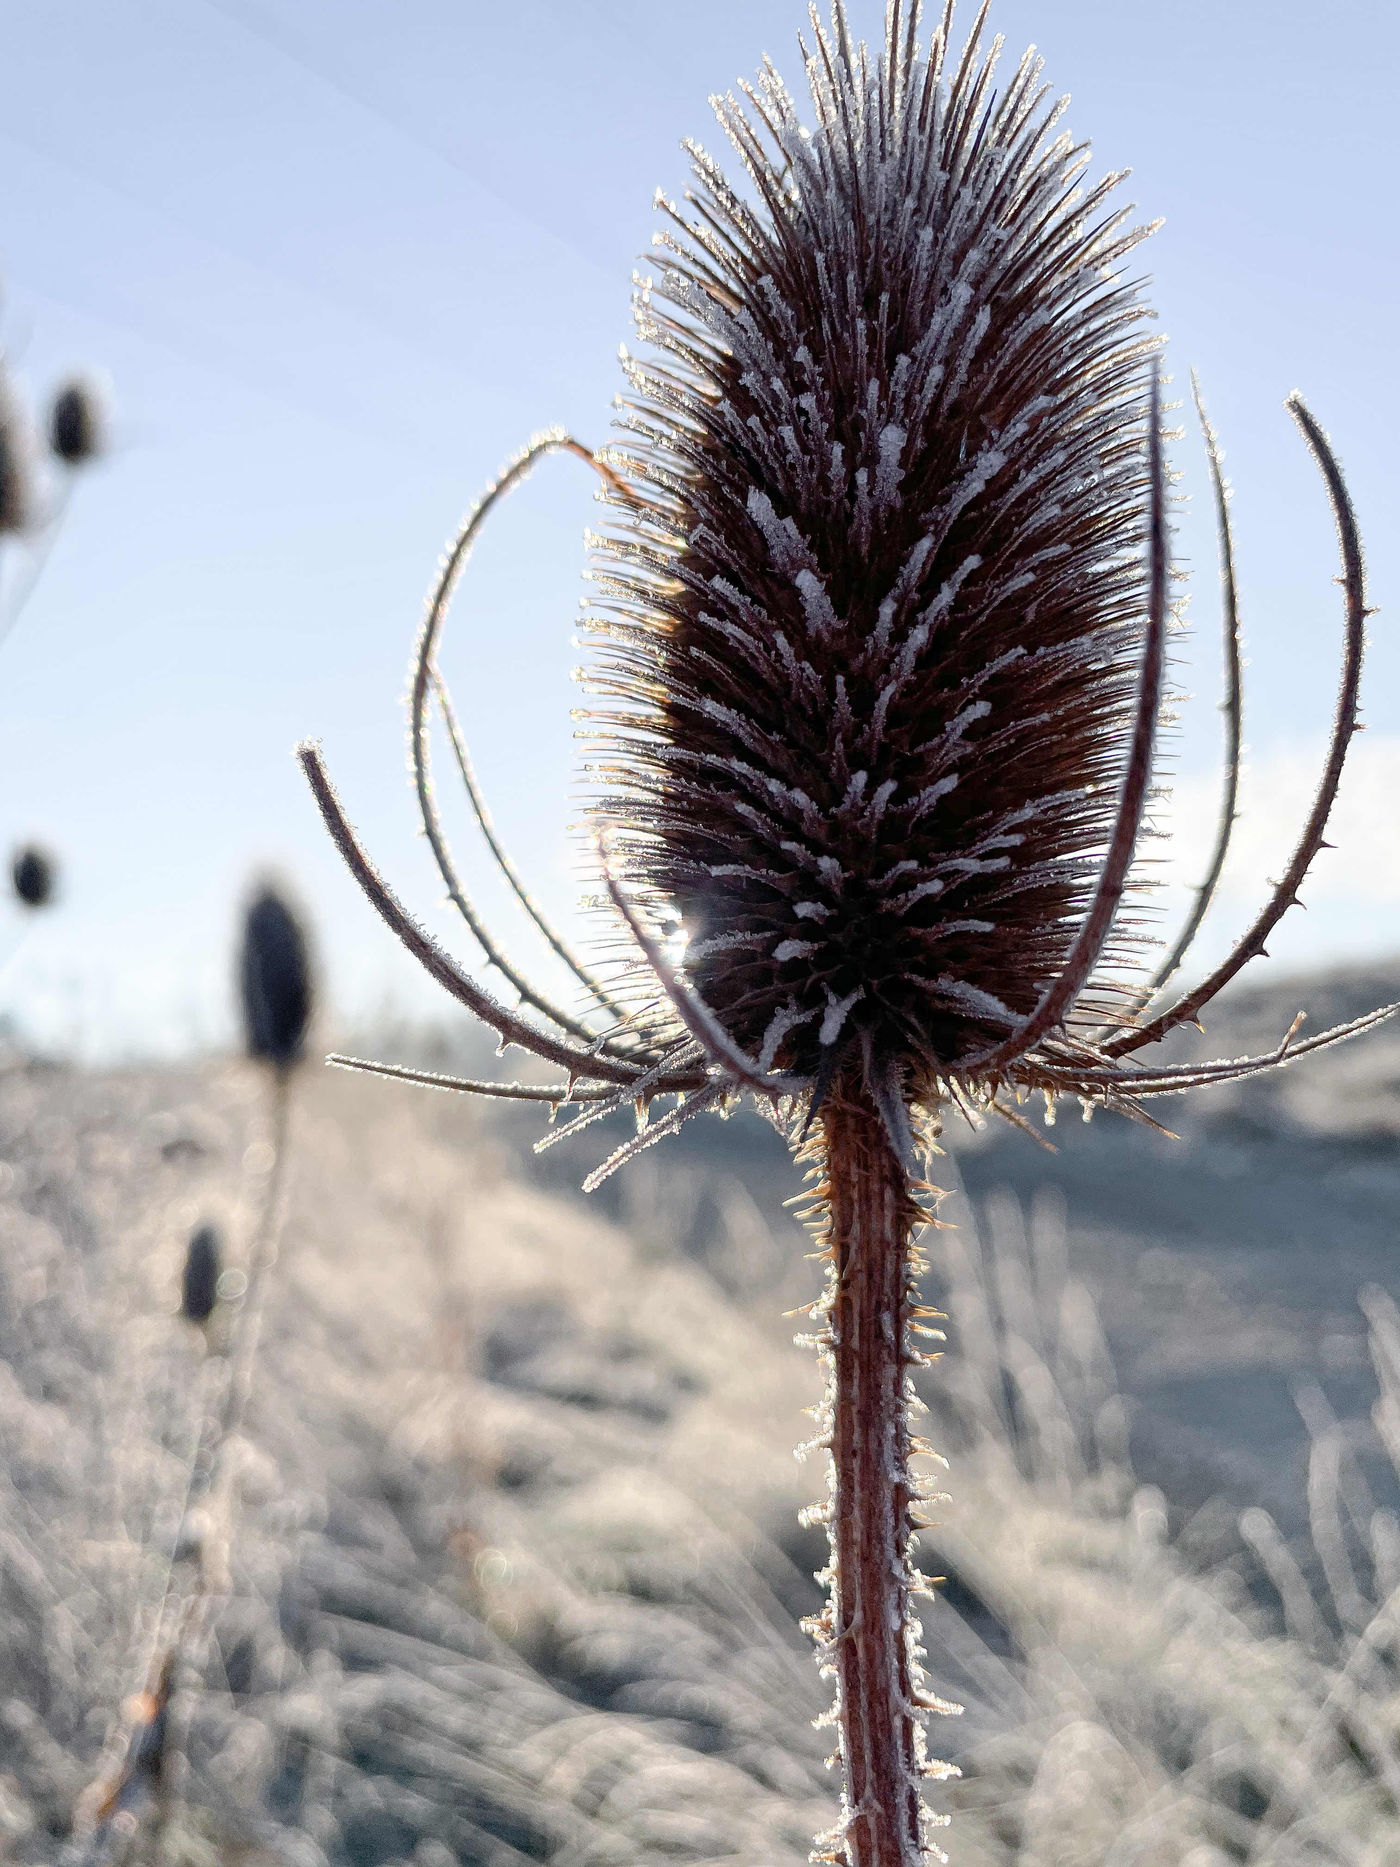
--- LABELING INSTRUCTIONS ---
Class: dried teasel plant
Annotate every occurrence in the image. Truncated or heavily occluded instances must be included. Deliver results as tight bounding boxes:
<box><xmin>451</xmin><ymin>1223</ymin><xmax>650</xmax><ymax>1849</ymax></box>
<box><xmin>298</xmin><ymin>4</ymin><xmax>1391</xmax><ymax>1861</ymax></box>
<box><xmin>78</xmin><ymin>885</ymin><xmax>313</xmax><ymax>1863</ymax></box>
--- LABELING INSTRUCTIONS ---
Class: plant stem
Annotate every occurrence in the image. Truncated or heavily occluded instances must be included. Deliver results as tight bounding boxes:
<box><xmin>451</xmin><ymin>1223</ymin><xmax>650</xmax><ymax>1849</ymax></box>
<box><xmin>77</xmin><ymin>1071</ymin><xmax>295</xmax><ymax>1865</ymax></box>
<box><xmin>817</xmin><ymin>1072</ymin><xmax>939</xmax><ymax>1867</ymax></box>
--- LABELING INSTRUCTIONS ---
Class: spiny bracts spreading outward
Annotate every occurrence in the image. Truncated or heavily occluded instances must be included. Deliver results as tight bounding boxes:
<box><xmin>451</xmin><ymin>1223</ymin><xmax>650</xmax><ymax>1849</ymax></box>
<box><xmin>301</xmin><ymin>0</ymin><xmax>1389</xmax><ymax>1185</ymax></box>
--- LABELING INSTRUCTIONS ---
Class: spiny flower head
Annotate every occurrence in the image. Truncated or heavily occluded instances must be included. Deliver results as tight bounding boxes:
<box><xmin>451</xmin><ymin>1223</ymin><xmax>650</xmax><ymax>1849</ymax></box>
<box><xmin>587</xmin><ymin>0</ymin><xmax>1161</xmax><ymax>1107</ymax></box>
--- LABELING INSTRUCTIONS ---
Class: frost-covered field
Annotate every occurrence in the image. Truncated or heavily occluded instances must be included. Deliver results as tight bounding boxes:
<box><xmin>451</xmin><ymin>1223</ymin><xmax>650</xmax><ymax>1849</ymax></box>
<box><xmin>4</xmin><ymin>962</ymin><xmax>1400</xmax><ymax>1864</ymax></box>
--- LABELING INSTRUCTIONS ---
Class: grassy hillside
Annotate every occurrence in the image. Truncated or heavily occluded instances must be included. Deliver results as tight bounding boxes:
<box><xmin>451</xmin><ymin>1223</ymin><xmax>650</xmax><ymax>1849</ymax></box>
<box><xmin>3</xmin><ymin>961</ymin><xmax>1400</xmax><ymax>1863</ymax></box>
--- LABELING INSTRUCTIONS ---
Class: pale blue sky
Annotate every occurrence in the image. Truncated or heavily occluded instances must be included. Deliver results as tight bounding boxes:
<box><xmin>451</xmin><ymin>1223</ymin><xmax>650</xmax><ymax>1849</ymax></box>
<box><xmin>1</xmin><ymin>0</ymin><xmax>1397</xmax><ymax>1056</ymax></box>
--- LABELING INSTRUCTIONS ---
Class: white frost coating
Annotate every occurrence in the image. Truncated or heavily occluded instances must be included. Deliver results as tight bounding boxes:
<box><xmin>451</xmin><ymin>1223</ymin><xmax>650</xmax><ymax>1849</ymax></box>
<box><xmin>874</xmin><ymin>422</ymin><xmax>908</xmax><ymax>508</ymax></box>
<box><xmin>819</xmin><ymin>984</ymin><xmax>865</xmax><ymax>1046</ymax></box>
<box><xmin>874</xmin><ymin>857</ymin><xmax>919</xmax><ymax>886</ymax></box>
<box><xmin>937</xmin><ymin>854</ymin><xmax>1011</xmax><ymax>875</ymax></box>
<box><xmin>795</xmin><ymin>567</ymin><xmax>841</xmax><ymax>635</ymax></box>
<box><xmin>925</xmin><ymin>918</ymin><xmax>997</xmax><ymax>938</ymax></box>
<box><xmin>746</xmin><ymin>486</ymin><xmax>816</xmax><ymax>576</ymax></box>
<box><xmin>991</xmin><ymin>789</ymin><xmax>1078</xmax><ymax>830</ymax></box>
<box><xmin>686</xmin><ymin>929</ymin><xmax>772</xmax><ymax>960</ymax></box>
<box><xmin>795</xmin><ymin>900</ymin><xmax>832</xmax><ymax>921</ymax></box>
<box><xmin>927</xmin><ymin>975</ymin><xmax>1020</xmax><ymax>1023</ymax></box>
<box><xmin>861</xmin><ymin>777</ymin><xmax>900</xmax><ymax>828</ymax></box>
<box><xmin>892</xmin><ymin>554</ymin><xmax>984</xmax><ymax>684</ymax></box>
<box><xmin>907</xmin><ymin>773</ymin><xmax>959</xmax><ymax>819</ymax></box>
<box><xmin>940</xmin><ymin>700</ymin><xmax>991</xmax><ymax>743</ymax></box>
<box><xmin>693</xmin><ymin>693</ymin><xmax>786</xmax><ymax>762</ymax></box>
<box><xmin>757</xmin><ymin>1001</ymin><xmax>818</xmax><ymax>1070</ymax></box>
<box><xmin>774</xmin><ymin>938</ymin><xmax>818</xmax><ymax>961</ymax></box>
<box><xmin>887</xmin><ymin>876</ymin><xmax>945</xmax><ymax>909</ymax></box>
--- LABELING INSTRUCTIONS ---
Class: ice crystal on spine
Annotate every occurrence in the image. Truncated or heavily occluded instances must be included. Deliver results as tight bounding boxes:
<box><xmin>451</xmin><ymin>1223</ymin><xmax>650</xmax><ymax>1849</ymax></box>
<box><xmin>589</xmin><ymin>0</ymin><xmax>1157</xmax><ymax>1101</ymax></box>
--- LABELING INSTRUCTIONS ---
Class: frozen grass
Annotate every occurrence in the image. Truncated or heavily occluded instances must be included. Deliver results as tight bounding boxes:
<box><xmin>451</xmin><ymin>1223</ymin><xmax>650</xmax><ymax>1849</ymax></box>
<box><xmin>1</xmin><ymin>1044</ymin><xmax>1399</xmax><ymax>1863</ymax></box>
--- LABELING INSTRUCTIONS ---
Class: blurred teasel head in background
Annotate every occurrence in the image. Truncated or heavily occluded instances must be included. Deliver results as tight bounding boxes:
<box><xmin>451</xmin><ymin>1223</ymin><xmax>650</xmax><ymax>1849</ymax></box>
<box><xmin>11</xmin><ymin>844</ymin><xmax>56</xmax><ymax>910</ymax></box>
<box><xmin>181</xmin><ymin>1223</ymin><xmax>222</xmax><ymax>1327</ymax></box>
<box><xmin>239</xmin><ymin>885</ymin><xmax>313</xmax><ymax>1075</ymax></box>
<box><xmin>48</xmin><ymin>377</ymin><xmax>107</xmax><ymax>469</ymax></box>
<box><xmin>0</xmin><ymin>391</ymin><xmax>34</xmax><ymax>537</ymax></box>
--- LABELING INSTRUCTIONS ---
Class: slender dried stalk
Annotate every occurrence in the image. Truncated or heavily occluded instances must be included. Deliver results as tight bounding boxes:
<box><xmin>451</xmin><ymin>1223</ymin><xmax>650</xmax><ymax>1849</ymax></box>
<box><xmin>79</xmin><ymin>888</ymin><xmax>310</xmax><ymax>1862</ymax></box>
<box><xmin>813</xmin><ymin>1077</ymin><xmax>952</xmax><ymax>1867</ymax></box>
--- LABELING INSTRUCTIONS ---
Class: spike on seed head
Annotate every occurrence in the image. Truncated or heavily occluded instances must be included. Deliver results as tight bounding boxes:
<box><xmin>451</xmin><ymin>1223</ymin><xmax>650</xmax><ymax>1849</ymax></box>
<box><xmin>49</xmin><ymin>377</ymin><xmax>106</xmax><ymax>467</ymax></box>
<box><xmin>181</xmin><ymin>1223</ymin><xmax>221</xmax><ymax>1325</ymax></box>
<box><xmin>12</xmin><ymin>845</ymin><xmax>56</xmax><ymax>909</ymax></box>
<box><xmin>586</xmin><ymin>0</ymin><xmax>1161</xmax><ymax>1106</ymax></box>
<box><xmin>239</xmin><ymin>885</ymin><xmax>313</xmax><ymax>1073</ymax></box>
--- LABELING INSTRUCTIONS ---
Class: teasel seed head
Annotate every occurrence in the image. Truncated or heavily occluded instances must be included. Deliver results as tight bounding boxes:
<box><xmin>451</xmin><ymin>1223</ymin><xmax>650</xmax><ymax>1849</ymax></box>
<box><xmin>181</xmin><ymin>1223</ymin><xmax>221</xmax><ymax>1325</ymax></box>
<box><xmin>11</xmin><ymin>844</ymin><xmax>56</xmax><ymax>909</ymax></box>
<box><xmin>239</xmin><ymin>884</ymin><xmax>313</xmax><ymax>1074</ymax></box>
<box><xmin>297</xmin><ymin>1</ymin><xmax>1384</xmax><ymax>1180</ymax></box>
<box><xmin>49</xmin><ymin>377</ymin><xmax>107</xmax><ymax>467</ymax></box>
<box><xmin>0</xmin><ymin>392</ymin><xmax>34</xmax><ymax>535</ymax></box>
<box><xmin>588</xmin><ymin>1</ymin><xmax>1160</xmax><ymax>1111</ymax></box>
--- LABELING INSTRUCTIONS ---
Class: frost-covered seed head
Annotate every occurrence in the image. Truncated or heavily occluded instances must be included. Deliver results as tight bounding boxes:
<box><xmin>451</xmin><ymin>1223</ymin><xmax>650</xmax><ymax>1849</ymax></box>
<box><xmin>588</xmin><ymin>0</ymin><xmax>1159</xmax><ymax>1102</ymax></box>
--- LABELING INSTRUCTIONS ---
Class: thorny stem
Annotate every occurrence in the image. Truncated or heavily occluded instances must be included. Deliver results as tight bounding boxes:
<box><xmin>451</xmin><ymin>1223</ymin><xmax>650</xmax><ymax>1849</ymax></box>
<box><xmin>813</xmin><ymin>1074</ymin><xmax>953</xmax><ymax>1867</ymax></box>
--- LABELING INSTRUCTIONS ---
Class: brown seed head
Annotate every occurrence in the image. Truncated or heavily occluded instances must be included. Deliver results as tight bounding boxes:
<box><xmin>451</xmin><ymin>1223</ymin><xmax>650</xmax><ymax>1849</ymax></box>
<box><xmin>587</xmin><ymin>1</ymin><xmax>1160</xmax><ymax>1101</ymax></box>
<box><xmin>296</xmin><ymin>0</ymin><xmax>1384</xmax><ymax>1184</ymax></box>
